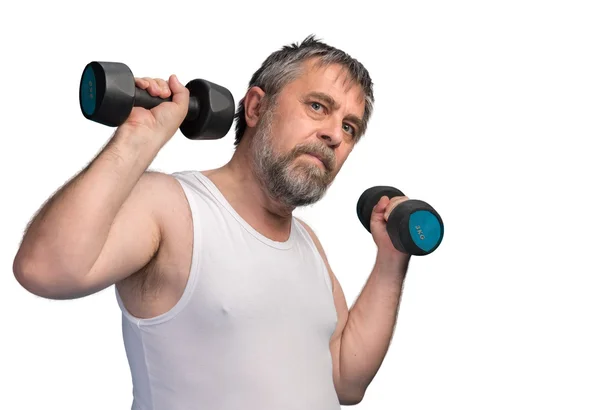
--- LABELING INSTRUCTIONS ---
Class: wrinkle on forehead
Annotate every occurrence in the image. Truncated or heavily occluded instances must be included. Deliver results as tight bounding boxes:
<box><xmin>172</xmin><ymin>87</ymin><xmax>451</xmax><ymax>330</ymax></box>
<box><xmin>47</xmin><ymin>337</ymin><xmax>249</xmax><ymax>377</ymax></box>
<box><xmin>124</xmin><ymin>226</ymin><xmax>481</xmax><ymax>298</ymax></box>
<box><xmin>306</xmin><ymin>58</ymin><xmax>366</xmax><ymax>102</ymax></box>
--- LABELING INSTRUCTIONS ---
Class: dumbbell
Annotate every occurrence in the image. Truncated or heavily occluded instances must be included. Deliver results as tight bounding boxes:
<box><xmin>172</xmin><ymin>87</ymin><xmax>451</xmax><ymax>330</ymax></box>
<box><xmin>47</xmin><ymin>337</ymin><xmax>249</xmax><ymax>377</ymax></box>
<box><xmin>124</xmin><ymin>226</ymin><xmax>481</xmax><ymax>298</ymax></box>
<box><xmin>79</xmin><ymin>61</ymin><xmax>235</xmax><ymax>140</ymax></box>
<box><xmin>357</xmin><ymin>186</ymin><xmax>444</xmax><ymax>256</ymax></box>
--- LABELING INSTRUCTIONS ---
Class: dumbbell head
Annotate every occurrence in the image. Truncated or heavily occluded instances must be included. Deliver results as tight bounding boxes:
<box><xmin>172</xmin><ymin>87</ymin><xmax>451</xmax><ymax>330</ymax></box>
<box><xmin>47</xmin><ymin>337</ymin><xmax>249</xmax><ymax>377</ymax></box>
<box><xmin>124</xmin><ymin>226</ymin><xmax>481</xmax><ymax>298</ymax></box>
<box><xmin>79</xmin><ymin>61</ymin><xmax>235</xmax><ymax>140</ymax></box>
<box><xmin>356</xmin><ymin>186</ymin><xmax>405</xmax><ymax>233</ymax></box>
<box><xmin>357</xmin><ymin>185</ymin><xmax>444</xmax><ymax>256</ymax></box>
<box><xmin>178</xmin><ymin>78</ymin><xmax>235</xmax><ymax>140</ymax></box>
<box><xmin>80</xmin><ymin>62</ymin><xmax>132</xmax><ymax>127</ymax></box>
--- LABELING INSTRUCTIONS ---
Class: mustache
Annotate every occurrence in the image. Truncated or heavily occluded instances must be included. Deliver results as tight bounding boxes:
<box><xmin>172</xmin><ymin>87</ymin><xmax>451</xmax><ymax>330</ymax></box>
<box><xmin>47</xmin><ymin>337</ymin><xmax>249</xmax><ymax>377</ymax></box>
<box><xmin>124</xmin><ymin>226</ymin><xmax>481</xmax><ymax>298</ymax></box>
<box><xmin>293</xmin><ymin>144</ymin><xmax>335</xmax><ymax>170</ymax></box>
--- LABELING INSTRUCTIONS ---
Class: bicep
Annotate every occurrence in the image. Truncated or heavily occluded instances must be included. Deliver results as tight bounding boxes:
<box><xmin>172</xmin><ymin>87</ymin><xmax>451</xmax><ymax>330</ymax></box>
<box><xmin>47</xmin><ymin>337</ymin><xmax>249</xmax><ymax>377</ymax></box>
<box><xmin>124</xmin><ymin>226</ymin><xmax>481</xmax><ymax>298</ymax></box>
<box><xmin>75</xmin><ymin>171</ymin><xmax>171</xmax><ymax>297</ymax></box>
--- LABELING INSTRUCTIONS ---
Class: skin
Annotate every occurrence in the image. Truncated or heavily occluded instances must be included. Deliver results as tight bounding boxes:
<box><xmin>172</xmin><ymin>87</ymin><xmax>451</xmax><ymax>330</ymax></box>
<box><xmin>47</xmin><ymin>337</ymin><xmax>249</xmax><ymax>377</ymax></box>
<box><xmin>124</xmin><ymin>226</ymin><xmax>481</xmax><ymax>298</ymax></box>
<box><xmin>209</xmin><ymin>59</ymin><xmax>365</xmax><ymax>235</ymax></box>
<box><xmin>15</xmin><ymin>58</ymin><xmax>411</xmax><ymax>406</ymax></box>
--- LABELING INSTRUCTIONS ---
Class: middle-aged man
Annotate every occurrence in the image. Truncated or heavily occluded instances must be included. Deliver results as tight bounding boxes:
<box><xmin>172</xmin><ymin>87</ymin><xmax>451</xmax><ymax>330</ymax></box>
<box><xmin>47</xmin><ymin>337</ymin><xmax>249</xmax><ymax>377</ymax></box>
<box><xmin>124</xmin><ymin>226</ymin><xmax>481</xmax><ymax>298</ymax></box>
<box><xmin>14</xmin><ymin>35</ymin><xmax>412</xmax><ymax>409</ymax></box>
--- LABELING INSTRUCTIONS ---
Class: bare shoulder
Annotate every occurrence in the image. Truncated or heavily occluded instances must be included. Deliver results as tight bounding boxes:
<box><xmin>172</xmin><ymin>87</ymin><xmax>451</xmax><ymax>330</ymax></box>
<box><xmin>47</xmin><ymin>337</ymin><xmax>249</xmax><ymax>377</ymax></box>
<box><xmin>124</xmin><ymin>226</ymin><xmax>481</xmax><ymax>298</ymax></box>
<box><xmin>143</xmin><ymin>171</ymin><xmax>192</xmax><ymax>233</ymax></box>
<box><xmin>116</xmin><ymin>170</ymin><xmax>194</xmax><ymax>319</ymax></box>
<box><xmin>131</xmin><ymin>170</ymin><xmax>193</xmax><ymax>253</ymax></box>
<box><xmin>152</xmin><ymin>171</ymin><xmax>194</xmax><ymax>265</ymax></box>
<box><xmin>296</xmin><ymin>218</ymin><xmax>329</xmax><ymax>263</ymax></box>
<box><xmin>295</xmin><ymin>218</ymin><xmax>343</xmax><ymax>297</ymax></box>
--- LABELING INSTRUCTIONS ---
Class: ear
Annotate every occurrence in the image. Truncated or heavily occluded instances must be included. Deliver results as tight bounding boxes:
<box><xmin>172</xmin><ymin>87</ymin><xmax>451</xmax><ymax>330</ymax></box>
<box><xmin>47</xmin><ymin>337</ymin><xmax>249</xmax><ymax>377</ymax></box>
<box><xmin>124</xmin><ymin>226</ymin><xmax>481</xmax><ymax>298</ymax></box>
<box><xmin>244</xmin><ymin>86</ymin><xmax>266</xmax><ymax>128</ymax></box>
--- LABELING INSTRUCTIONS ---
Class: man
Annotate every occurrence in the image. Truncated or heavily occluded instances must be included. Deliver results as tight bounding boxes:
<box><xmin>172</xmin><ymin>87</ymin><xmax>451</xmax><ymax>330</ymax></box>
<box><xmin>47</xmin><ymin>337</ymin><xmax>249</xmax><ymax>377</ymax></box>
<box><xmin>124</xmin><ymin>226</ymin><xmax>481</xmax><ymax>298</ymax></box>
<box><xmin>13</xmin><ymin>35</ymin><xmax>411</xmax><ymax>409</ymax></box>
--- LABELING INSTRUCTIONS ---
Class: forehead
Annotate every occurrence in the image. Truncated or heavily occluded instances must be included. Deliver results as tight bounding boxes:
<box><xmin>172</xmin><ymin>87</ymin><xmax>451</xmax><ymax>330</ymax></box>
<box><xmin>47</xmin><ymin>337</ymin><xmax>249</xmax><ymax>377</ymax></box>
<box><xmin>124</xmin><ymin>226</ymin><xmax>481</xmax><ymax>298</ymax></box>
<box><xmin>283</xmin><ymin>59</ymin><xmax>366</xmax><ymax>111</ymax></box>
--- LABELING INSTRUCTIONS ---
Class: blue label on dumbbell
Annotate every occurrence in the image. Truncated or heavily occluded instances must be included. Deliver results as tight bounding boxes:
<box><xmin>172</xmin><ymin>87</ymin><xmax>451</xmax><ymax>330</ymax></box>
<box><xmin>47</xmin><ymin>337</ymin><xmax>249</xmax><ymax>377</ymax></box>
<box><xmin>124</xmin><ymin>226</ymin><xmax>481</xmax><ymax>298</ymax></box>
<box><xmin>409</xmin><ymin>210</ymin><xmax>442</xmax><ymax>252</ymax></box>
<box><xmin>81</xmin><ymin>66</ymin><xmax>96</xmax><ymax>116</ymax></box>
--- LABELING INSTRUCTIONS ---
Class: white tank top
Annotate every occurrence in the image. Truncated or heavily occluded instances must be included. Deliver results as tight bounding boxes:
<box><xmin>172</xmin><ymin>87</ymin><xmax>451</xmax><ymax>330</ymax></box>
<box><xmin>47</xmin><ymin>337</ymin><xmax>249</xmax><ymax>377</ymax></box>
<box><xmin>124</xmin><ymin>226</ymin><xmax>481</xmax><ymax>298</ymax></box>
<box><xmin>115</xmin><ymin>170</ymin><xmax>341</xmax><ymax>410</ymax></box>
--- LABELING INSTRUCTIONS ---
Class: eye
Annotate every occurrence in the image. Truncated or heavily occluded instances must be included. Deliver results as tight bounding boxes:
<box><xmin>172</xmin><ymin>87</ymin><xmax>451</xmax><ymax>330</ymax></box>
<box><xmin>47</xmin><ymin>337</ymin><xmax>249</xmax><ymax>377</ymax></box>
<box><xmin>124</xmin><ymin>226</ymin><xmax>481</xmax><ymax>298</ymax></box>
<box><xmin>343</xmin><ymin>123</ymin><xmax>356</xmax><ymax>136</ymax></box>
<box><xmin>310</xmin><ymin>102</ymin><xmax>324</xmax><ymax>112</ymax></box>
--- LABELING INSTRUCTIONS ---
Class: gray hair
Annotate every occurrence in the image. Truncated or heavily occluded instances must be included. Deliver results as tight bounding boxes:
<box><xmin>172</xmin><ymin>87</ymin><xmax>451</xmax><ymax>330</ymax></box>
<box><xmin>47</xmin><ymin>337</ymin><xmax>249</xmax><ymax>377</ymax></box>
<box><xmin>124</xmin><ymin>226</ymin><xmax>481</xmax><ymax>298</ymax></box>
<box><xmin>233</xmin><ymin>34</ymin><xmax>374</xmax><ymax>146</ymax></box>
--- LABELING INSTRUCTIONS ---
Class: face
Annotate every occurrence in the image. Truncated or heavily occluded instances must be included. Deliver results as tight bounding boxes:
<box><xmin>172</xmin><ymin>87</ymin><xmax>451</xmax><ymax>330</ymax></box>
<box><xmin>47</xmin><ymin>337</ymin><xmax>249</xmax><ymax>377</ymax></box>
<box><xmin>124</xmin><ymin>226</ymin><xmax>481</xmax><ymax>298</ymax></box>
<box><xmin>249</xmin><ymin>60</ymin><xmax>366</xmax><ymax>209</ymax></box>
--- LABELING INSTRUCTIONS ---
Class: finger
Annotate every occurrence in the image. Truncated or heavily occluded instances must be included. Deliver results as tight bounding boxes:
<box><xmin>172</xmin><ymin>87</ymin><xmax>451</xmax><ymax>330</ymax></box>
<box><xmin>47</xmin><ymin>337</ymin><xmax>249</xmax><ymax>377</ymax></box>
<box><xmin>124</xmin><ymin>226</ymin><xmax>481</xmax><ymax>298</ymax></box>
<box><xmin>384</xmin><ymin>196</ymin><xmax>409</xmax><ymax>220</ymax></box>
<box><xmin>134</xmin><ymin>77</ymin><xmax>149</xmax><ymax>89</ymax></box>
<box><xmin>140</xmin><ymin>77</ymin><xmax>163</xmax><ymax>97</ymax></box>
<box><xmin>169</xmin><ymin>75</ymin><xmax>190</xmax><ymax>107</ymax></box>
<box><xmin>373</xmin><ymin>196</ymin><xmax>390</xmax><ymax>214</ymax></box>
<box><xmin>384</xmin><ymin>203</ymin><xmax>394</xmax><ymax>221</ymax></box>
<box><xmin>154</xmin><ymin>78</ymin><xmax>171</xmax><ymax>99</ymax></box>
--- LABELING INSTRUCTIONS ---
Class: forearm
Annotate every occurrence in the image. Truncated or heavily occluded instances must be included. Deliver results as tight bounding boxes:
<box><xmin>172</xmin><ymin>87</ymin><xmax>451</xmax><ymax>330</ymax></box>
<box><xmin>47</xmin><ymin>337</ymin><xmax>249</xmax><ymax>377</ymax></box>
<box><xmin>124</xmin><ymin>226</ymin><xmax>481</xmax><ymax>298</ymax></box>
<box><xmin>339</xmin><ymin>250</ymin><xmax>410</xmax><ymax>395</ymax></box>
<box><xmin>14</xmin><ymin>129</ymin><xmax>161</xmax><ymax>278</ymax></box>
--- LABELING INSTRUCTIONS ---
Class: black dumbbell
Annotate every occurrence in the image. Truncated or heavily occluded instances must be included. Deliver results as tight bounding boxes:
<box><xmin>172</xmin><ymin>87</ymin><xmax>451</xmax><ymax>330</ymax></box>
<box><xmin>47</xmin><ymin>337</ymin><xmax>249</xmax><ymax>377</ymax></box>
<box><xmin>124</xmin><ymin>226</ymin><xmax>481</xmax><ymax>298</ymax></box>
<box><xmin>357</xmin><ymin>186</ymin><xmax>444</xmax><ymax>256</ymax></box>
<box><xmin>79</xmin><ymin>61</ymin><xmax>235</xmax><ymax>140</ymax></box>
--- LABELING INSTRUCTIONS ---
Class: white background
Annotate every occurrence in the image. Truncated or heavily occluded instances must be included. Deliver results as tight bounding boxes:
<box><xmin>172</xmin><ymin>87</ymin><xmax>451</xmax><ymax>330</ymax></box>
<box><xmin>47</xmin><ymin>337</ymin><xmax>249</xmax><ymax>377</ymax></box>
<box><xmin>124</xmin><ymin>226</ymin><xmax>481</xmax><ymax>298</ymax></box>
<box><xmin>2</xmin><ymin>1</ymin><xmax>599</xmax><ymax>409</ymax></box>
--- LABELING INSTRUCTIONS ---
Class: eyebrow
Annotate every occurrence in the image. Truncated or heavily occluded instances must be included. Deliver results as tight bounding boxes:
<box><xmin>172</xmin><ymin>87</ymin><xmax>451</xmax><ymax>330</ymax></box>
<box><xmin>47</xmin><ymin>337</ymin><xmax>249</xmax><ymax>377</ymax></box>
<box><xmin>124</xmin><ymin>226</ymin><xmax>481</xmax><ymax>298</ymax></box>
<box><xmin>305</xmin><ymin>91</ymin><xmax>365</xmax><ymax>136</ymax></box>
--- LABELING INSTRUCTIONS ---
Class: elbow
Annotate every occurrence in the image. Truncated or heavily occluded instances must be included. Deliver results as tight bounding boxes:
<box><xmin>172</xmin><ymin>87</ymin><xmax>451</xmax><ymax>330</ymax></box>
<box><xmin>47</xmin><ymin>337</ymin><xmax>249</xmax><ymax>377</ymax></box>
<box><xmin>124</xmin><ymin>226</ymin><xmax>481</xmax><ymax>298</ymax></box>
<box><xmin>13</xmin><ymin>254</ymin><xmax>80</xmax><ymax>300</ymax></box>
<box><xmin>335</xmin><ymin>373</ymin><xmax>368</xmax><ymax>405</ymax></box>
<box><xmin>13</xmin><ymin>255</ymin><xmax>55</xmax><ymax>299</ymax></box>
<box><xmin>339</xmin><ymin>389</ymin><xmax>366</xmax><ymax>406</ymax></box>
<box><xmin>340</xmin><ymin>395</ymin><xmax>364</xmax><ymax>406</ymax></box>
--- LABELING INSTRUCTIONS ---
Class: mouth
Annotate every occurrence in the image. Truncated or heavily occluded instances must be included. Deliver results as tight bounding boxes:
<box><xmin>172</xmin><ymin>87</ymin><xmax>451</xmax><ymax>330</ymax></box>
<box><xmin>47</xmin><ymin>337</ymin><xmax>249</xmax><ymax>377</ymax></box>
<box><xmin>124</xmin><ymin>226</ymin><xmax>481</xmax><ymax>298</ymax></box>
<box><xmin>303</xmin><ymin>153</ymin><xmax>327</xmax><ymax>168</ymax></box>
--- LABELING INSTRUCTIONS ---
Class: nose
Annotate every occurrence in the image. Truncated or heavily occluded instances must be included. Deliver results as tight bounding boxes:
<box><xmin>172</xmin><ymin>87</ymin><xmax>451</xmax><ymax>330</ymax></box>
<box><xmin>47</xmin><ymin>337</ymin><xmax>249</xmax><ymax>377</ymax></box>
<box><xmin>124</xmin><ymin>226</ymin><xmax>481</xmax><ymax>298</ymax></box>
<box><xmin>317</xmin><ymin>118</ymin><xmax>344</xmax><ymax>147</ymax></box>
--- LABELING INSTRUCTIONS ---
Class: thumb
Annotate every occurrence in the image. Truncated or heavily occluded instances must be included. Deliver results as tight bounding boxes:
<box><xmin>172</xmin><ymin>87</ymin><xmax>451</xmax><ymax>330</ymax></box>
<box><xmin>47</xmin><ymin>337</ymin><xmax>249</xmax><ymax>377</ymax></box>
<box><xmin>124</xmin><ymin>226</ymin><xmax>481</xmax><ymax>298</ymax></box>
<box><xmin>372</xmin><ymin>196</ymin><xmax>390</xmax><ymax>218</ymax></box>
<box><xmin>169</xmin><ymin>74</ymin><xmax>190</xmax><ymax>107</ymax></box>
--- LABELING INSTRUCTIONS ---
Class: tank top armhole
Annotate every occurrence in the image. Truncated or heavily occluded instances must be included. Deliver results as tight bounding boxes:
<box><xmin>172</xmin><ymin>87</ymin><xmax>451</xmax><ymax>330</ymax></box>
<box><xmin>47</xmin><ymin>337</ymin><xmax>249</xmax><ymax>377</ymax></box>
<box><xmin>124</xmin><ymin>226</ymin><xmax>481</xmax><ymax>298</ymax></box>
<box><xmin>293</xmin><ymin>217</ymin><xmax>333</xmax><ymax>294</ymax></box>
<box><xmin>115</xmin><ymin>173</ymin><xmax>204</xmax><ymax>327</ymax></box>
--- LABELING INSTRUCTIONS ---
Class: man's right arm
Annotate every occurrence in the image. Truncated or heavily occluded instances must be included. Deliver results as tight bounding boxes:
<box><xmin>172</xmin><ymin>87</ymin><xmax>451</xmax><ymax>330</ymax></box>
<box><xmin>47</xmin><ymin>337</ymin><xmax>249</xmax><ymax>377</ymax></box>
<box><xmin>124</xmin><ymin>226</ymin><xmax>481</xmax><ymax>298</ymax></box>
<box><xmin>13</xmin><ymin>74</ymin><xmax>189</xmax><ymax>300</ymax></box>
<box><xmin>13</xmin><ymin>129</ymin><xmax>172</xmax><ymax>300</ymax></box>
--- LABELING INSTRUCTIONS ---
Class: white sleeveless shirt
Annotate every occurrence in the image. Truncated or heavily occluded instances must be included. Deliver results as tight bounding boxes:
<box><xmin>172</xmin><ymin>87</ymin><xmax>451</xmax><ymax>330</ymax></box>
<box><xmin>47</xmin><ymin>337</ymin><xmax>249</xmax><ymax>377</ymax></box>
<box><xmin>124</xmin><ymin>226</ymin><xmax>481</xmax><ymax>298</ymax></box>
<box><xmin>115</xmin><ymin>170</ymin><xmax>341</xmax><ymax>410</ymax></box>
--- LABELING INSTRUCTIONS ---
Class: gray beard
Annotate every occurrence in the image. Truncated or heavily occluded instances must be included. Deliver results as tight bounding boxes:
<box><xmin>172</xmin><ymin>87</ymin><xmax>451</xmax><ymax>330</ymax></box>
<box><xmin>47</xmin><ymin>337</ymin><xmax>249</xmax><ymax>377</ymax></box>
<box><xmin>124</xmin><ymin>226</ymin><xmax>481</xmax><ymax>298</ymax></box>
<box><xmin>249</xmin><ymin>106</ymin><xmax>336</xmax><ymax>209</ymax></box>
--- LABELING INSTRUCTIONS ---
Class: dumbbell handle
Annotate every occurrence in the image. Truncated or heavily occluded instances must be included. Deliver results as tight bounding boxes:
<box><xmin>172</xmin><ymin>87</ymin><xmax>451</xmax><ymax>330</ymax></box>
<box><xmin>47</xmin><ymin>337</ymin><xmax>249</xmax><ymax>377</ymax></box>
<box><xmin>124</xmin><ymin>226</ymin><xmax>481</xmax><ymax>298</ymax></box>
<box><xmin>134</xmin><ymin>86</ymin><xmax>200</xmax><ymax>122</ymax></box>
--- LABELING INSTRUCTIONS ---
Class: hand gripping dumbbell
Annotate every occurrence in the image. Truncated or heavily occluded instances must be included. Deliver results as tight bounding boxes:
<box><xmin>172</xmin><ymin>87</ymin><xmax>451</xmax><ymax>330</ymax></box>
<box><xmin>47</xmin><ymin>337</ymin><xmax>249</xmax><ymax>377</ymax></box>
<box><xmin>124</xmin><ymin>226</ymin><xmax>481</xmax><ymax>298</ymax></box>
<box><xmin>357</xmin><ymin>186</ymin><xmax>444</xmax><ymax>256</ymax></box>
<box><xmin>79</xmin><ymin>61</ymin><xmax>235</xmax><ymax>140</ymax></box>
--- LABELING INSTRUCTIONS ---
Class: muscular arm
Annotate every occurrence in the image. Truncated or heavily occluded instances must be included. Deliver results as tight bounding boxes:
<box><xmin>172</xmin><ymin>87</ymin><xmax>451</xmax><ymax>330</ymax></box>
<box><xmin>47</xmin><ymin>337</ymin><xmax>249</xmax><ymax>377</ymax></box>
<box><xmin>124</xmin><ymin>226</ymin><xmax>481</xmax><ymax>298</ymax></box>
<box><xmin>12</xmin><ymin>130</ymin><xmax>173</xmax><ymax>300</ymax></box>
<box><xmin>299</xmin><ymin>220</ymin><xmax>409</xmax><ymax>405</ymax></box>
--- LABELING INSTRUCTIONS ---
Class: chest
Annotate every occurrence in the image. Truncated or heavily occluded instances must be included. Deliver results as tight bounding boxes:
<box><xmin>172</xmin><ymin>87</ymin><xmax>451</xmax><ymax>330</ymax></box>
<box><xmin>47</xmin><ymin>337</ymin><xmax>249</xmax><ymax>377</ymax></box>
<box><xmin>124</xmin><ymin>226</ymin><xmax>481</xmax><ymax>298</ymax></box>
<box><xmin>193</xmin><ymin>240</ymin><xmax>338</xmax><ymax>337</ymax></box>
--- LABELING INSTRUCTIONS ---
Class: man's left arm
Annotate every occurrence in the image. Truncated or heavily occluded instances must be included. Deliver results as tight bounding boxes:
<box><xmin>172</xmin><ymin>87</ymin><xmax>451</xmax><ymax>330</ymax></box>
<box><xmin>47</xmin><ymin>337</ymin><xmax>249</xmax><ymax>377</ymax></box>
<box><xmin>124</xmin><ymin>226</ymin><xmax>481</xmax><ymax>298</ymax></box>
<box><xmin>336</xmin><ymin>248</ymin><xmax>409</xmax><ymax>403</ymax></box>
<box><xmin>299</xmin><ymin>195</ymin><xmax>411</xmax><ymax>405</ymax></box>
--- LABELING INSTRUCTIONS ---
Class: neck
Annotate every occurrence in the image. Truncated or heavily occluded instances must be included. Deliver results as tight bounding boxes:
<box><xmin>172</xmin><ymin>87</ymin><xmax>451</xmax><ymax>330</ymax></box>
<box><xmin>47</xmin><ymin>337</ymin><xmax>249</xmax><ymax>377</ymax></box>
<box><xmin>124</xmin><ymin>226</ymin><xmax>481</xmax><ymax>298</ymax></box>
<box><xmin>204</xmin><ymin>136</ymin><xmax>295</xmax><ymax>241</ymax></box>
